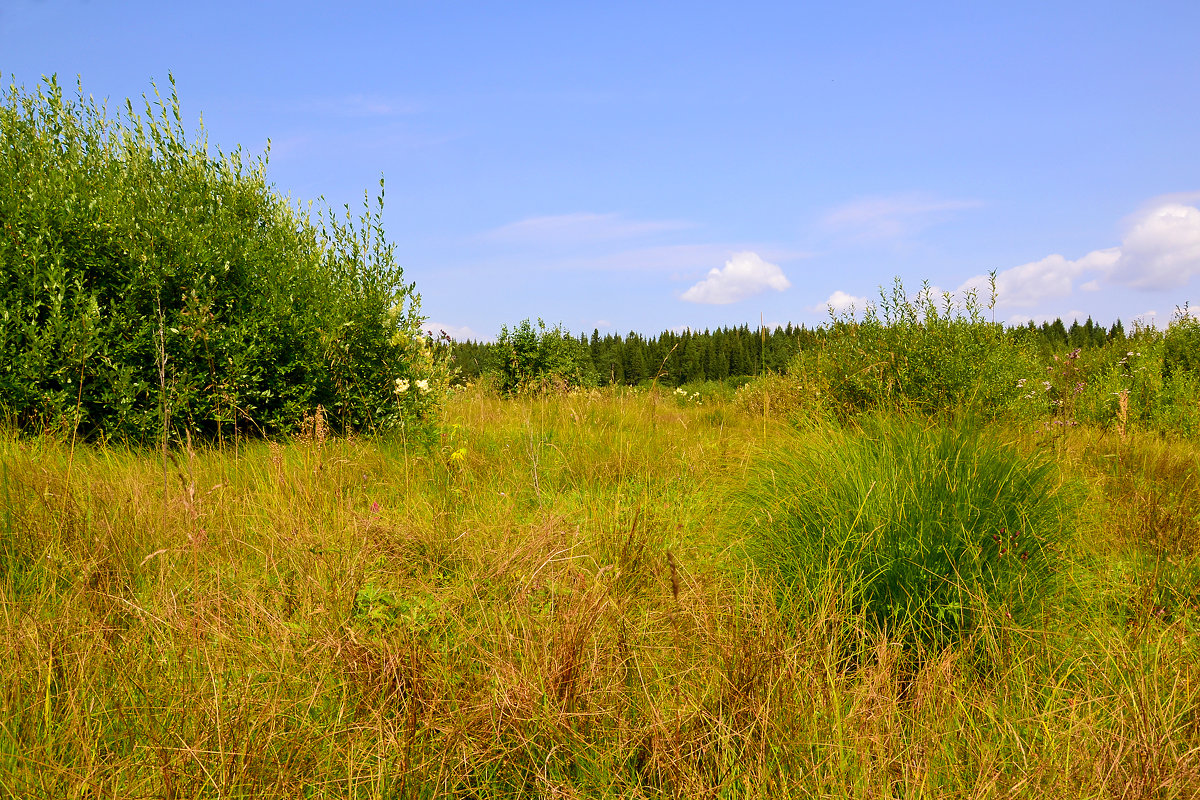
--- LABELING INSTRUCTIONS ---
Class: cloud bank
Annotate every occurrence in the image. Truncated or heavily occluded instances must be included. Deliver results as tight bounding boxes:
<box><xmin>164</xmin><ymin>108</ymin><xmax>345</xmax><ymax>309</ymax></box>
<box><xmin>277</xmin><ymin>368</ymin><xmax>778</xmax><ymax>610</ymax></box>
<box><xmin>1110</xmin><ymin>203</ymin><xmax>1200</xmax><ymax>289</ymax></box>
<box><xmin>681</xmin><ymin>252</ymin><xmax>791</xmax><ymax>305</ymax></box>
<box><xmin>957</xmin><ymin>199</ymin><xmax>1200</xmax><ymax>309</ymax></box>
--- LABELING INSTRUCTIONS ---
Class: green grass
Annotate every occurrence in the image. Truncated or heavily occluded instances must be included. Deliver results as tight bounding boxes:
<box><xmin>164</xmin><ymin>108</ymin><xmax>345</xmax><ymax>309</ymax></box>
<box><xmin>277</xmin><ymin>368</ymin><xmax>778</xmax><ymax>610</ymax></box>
<box><xmin>0</xmin><ymin>387</ymin><xmax>1198</xmax><ymax>797</ymax></box>
<box><xmin>739</xmin><ymin>414</ymin><xmax>1078</xmax><ymax>654</ymax></box>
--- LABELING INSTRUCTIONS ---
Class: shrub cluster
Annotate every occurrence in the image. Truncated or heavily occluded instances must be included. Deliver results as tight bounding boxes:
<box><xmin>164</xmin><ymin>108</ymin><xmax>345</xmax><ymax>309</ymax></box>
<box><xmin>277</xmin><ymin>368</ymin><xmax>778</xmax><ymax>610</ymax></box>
<box><xmin>493</xmin><ymin>318</ymin><xmax>597</xmax><ymax>393</ymax></box>
<box><xmin>0</xmin><ymin>75</ymin><xmax>446</xmax><ymax>443</ymax></box>
<box><xmin>1009</xmin><ymin>311</ymin><xmax>1200</xmax><ymax>437</ymax></box>
<box><xmin>790</xmin><ymin>278</ymin><xmax>1040</xmax><ymax>419</ymax></box>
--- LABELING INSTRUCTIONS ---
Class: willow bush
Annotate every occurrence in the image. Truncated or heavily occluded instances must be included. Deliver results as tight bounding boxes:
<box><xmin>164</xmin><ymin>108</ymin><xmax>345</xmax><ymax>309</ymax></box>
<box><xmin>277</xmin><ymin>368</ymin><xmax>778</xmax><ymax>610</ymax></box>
<box><xmin>792</xmin><ymin>278</ymin><xmax>1039</xmax><ymax>419</ymax></box>
<box><xmin>0</xmin><ymin>74</ymin><xmax>446</xmax><ymax>443</ymax></box>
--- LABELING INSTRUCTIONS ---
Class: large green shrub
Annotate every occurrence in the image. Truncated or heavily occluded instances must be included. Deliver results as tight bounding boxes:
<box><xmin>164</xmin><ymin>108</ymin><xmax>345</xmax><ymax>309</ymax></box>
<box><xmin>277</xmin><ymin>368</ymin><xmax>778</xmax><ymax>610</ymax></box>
<box><xmin>494</xmin><ymin>318</ymin><xmax>596</xmax><ymax>394</ymax></box>
<box><xmin>742</xmin><ymin>416</ymin><xmax>1076</xmax><ymax>650</ymax></box>
<box><xmin>1163</xmin><ymin>308</ymin><xmax>1200</xmax><ymax>384</ymax></box>
<box><xmin>0</xmin><ymin>75</ymin><xmax>446</xmax><ymax>442</ymax></box>
<box><xmin>795</xmin><ymin>278</ymin><xmax>1039</xmax><ymax>419</ymax></box>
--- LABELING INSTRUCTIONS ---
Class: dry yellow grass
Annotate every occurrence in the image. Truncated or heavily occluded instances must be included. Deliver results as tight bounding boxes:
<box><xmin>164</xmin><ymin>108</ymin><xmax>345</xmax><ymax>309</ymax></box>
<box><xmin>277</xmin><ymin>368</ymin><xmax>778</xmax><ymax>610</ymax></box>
<box><xmin>0</xmin><ymin>387</ymin><xmax>1197</xmax><ymax>797</ymax></box>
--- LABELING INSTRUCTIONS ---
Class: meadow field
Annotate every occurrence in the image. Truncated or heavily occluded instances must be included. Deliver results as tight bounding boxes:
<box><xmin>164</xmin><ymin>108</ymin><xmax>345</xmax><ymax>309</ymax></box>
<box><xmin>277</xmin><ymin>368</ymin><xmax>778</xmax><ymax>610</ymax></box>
<box><xmin>4</xmin><ymin>75</ymin><xmax>1199</xmax><ymax>799</ymax></box>
<box><xmin>2</xmin><ymin>380</ymin><xmax>1198</xmax><ymax>799</ymax></box>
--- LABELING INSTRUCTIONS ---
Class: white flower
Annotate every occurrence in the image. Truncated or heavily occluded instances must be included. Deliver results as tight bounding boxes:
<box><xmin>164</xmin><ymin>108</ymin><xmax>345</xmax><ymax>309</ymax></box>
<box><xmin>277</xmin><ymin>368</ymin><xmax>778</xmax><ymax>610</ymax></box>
<box><xmin>394</xmin><ymin>378</ymin><xmax>410</xmax><ymax>394</ymax></box>
<box><xmin>416</xmin><ymin>379</ymin><xmax>430</xmax><ymax>394</ymax></box>
<box><xmin>1042</xmin><ymin>381</ymin><xmax>1052</xmax><ymax>391</ymax></box>
<box><xmin>1017</xmin><ymin>379</ymin><xmax>1027</xmax><ymax>388</ymax></box>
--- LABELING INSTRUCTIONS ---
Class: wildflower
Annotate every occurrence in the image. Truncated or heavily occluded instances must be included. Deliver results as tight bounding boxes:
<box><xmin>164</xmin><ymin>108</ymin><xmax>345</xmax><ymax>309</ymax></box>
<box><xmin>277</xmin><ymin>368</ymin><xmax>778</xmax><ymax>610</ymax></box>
<box><xmin>416</xmin><ymin>379</ymin><xmax>430</xmax><ymax>394</ymax></box>
<box><xmin>1017</xmin><ymin>379</ymin><xmax>1027</xmax><ymax>388</ymax></box>
<box><xmin>370</xmin><ymin>502</ymin><xmax>380</xmax><ymax>513</ymax></box>
<box><xmin>1042</xmin><ymin>381</ymin><xmax>1052</xmax><ymax>391</ymax></box>
<box><xmin>395</xmin><ymin>378</ymin><xmax>410</xmax><ymax>394</ymax></box>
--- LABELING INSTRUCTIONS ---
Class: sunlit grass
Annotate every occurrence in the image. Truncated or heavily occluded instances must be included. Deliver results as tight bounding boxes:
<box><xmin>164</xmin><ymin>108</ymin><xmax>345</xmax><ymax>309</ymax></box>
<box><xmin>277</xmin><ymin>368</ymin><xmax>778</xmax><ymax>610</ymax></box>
<box><xmin>0</xmin><ymin>388</ymin><xmax>1198</xmax><ymax>797</ymax></box>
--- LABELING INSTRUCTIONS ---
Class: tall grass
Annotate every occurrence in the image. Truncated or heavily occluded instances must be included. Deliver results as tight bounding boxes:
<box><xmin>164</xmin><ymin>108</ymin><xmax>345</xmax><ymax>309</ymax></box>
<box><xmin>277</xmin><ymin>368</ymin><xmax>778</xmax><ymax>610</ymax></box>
<box><xmin>0</xmin><ymin>389</ymin><xmax>1198</xmax><ymax>797</ymax></box>
<box><xmin>739</xmin><ymin>415</ymin><xmax>1078</xmax><ymax>655</ymax></box>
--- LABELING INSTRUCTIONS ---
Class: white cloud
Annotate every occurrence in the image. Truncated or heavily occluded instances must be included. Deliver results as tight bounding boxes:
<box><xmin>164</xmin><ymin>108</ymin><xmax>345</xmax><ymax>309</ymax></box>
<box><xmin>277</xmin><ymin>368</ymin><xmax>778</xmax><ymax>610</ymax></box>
<box><xmin>959</xmin><ymin>199</ymin><xmax>1200</xmax><ymax>310</ymax></box>
<box><xmin>817</xmin><ymin>290</ymin><xmax>869</xmax><ymax>314</ymax></box>
<box><xmin>680</xmin><ymin>252</ymin><xmax>791</xmax><ymax>305</ymax></box>
<box><xmin>958</xmin><ymin>248</ymin><xmax>1120</xmax><ymax>309</ymax></box>
<box><xmin>485</xmin><ymin>212</ymin><xmax>692</xmax><ymax>246</ymax></box>
<box><xmin>1109</xmin><ymin>203</ymin><xmax>1200</xmax><ymax>290</ymax></box>
<box><xmin>812</xmin><ymin>195</ymin><xmax>1200</xmax><ymax>322</ymax></box>
<box><xmin>821</xmin><ymin>193</ymin><xmax>982</xmax><ymax>240</ymax></box>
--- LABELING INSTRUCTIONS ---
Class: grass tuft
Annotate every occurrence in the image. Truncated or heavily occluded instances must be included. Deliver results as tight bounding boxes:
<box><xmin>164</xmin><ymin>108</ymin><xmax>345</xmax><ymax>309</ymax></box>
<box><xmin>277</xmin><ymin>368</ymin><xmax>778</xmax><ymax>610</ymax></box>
<box><xmin>740</xmin><ymin>414</ymin><xmax>1079</xmax><ymax>654</ymax></box>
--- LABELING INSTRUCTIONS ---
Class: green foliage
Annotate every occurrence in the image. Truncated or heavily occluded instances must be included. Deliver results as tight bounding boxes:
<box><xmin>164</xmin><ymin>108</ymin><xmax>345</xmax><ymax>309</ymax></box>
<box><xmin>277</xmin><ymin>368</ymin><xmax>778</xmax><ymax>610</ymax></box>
<box><xmin>742</xmin><ymin>416</ymin><xmax>1076</xmax><ymax>650</ymax></box>
<box><xmin>0</xmin><ymin>74</ymin><xmax>445</xmax><ymax>442</ymax></box>
<box><xmin>1163</xmin><ymin>307</ymin><xmax>1200</xmax><ymax>383</ymax></box>
<box><xmin>796</xmin><ymin>278</ymin><xmax>1039</xmax><ymax>419</ymax></box>
<box><xmin>494</xmin><ymin>318</ymin><xmax>596</xmax><ymax>393</ymax></box>
<box><xmin>453</xmin><ymin>323</ymin><xmax>816</xmax><ymax>388</ymax></box>
<box><xmin>1016</xmin><ymin>317</ymin><xmax>1200</xmax><ymax>437</ymax></box>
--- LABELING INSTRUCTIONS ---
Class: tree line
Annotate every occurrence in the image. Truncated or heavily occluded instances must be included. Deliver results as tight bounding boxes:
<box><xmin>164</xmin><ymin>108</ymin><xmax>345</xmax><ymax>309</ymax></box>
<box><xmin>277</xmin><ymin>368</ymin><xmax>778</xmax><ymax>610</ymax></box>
<box><xmin>446</xmin><ymin>315</ymin><xmax>1130</xmax><ymax>389</ymax></box>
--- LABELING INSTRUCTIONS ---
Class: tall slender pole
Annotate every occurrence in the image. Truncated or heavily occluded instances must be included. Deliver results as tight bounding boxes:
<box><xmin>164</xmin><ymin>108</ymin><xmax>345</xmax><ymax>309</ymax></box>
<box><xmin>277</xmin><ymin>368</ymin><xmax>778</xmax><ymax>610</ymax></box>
<box><xmin>760</xmin><ymin>312</ymin><xmax>765</xmax><ymax>376</ymax></box>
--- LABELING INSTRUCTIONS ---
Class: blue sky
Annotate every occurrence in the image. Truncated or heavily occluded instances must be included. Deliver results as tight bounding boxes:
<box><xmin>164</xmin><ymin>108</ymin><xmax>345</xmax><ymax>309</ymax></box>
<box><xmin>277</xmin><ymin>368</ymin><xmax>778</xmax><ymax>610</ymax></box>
<box><xmin>4</xmin><ymin>1</ymin><xmax>1200</xmax><ymax>340</ymax></box>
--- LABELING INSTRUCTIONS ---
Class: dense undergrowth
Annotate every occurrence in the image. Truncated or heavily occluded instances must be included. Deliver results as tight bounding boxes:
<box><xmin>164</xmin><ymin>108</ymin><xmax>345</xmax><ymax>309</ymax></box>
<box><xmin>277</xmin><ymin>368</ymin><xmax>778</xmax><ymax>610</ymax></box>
<box><xmin>2</xmin><ymin>385</ymin><xmax>1198</xmax><ymax>797</ymax></box>
<box><xmin>0</xmin><ymin>75</ymin><xmax>447</xmax><ymax>443</ymax></box>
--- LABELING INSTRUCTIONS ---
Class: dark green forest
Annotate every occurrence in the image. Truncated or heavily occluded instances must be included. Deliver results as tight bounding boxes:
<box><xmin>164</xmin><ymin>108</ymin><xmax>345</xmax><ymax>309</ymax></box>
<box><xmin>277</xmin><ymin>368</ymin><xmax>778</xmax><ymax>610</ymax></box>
<box><xmin>447</xmin><ymin>316</ymin><xmax>1127</xmax><ymax>388</ymax></box>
